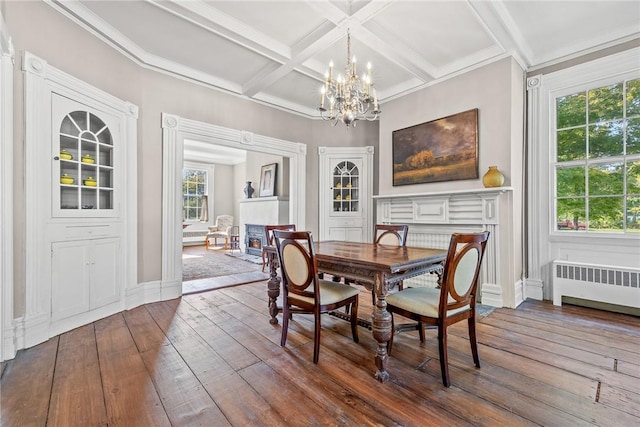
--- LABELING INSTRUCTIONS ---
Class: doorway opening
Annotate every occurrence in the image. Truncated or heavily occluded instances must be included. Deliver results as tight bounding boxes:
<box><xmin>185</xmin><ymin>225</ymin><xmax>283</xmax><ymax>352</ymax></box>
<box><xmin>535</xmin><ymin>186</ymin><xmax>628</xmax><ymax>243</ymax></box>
<box><xmin>161</xmin><ymin>114</ymin><xmax>306</xmax><ymax>300</ymax></box>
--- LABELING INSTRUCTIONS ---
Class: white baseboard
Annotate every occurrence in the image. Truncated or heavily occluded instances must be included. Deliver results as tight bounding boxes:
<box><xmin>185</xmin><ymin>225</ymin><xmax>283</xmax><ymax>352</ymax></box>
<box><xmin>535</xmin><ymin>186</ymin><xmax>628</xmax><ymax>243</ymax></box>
<box><xmin>524</xmin><ymin>278</ymin><xmax>544</xmax><ymax>301</ymax></box>
<box><xmin>480</xmin><ymin>282</ymin><xmax>503</xmax><ymax>307</ymax></box>
<box><xmin>1</xmin><ymin>317</ymin><xmax>21</xmax><ymax>362</ymax></box>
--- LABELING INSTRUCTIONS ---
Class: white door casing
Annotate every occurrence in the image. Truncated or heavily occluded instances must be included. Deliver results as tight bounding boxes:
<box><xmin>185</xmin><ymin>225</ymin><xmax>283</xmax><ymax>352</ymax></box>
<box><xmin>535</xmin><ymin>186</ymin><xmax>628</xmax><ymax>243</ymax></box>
<box><xmin>160</xmin><ymin>114</ymin><xmax>307</xmax><ymax>298</ymax></box>
<box><xmin>318</xmin><ymin>146</ymin><xmax>374</xmax><ymax>243</ymax></box>
<box><xmin>0</xmin><ymin>12</ymin><xmax>14</xmax><ymax>362</ymax></box>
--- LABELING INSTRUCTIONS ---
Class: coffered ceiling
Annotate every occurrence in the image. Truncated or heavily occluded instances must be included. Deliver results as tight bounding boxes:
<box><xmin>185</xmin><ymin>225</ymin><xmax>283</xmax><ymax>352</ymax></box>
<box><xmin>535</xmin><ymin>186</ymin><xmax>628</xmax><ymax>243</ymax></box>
<box><xmin>50</xmin><ymin>0</ymin><xmax>639</xmax><ymax>119</ymax></box>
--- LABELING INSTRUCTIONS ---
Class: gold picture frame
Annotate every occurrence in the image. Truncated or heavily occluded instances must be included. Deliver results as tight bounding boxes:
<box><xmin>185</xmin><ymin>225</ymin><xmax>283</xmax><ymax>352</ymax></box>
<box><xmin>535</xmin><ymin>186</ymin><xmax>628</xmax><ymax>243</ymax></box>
<box><xmin>392</xmin><ymin>109</ymin><xmax>479</xmax><ymax>186</ymax></box>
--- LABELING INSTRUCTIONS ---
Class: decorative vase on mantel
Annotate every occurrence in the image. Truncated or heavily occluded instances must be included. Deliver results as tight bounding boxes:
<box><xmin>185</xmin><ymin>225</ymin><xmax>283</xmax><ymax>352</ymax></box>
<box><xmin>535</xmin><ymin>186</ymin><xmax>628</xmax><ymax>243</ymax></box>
<box><xmin>482</xmin><ymin>166</ymin><xmax>504</xmax><ymax>188</ymax></box>
<box><xmin>244</xmin><ymin>181</ymin><xmax>254</xmax><ymax>198</ymax></box>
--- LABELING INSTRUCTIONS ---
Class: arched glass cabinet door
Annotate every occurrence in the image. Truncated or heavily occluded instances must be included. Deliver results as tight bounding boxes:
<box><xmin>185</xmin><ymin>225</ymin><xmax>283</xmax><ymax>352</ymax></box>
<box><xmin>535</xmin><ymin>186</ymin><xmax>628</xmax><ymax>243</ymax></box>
<box><xmin>332</xmin><ymin>161</ymin><xmax>360</xmax><ymax>213</ymax></box>
<box><xmin>56</xmin><ymin>110</ymin><xmax>114</xmax><ymax>214</ymax></box>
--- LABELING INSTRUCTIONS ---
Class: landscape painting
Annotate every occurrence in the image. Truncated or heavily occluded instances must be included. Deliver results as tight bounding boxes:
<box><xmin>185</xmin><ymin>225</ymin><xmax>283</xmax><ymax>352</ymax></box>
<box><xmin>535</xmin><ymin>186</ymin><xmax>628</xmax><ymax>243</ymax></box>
<box><xmin>392</xmin><ymin>109</ymin><xmax>479</xmax><ymax>186</ymax></box>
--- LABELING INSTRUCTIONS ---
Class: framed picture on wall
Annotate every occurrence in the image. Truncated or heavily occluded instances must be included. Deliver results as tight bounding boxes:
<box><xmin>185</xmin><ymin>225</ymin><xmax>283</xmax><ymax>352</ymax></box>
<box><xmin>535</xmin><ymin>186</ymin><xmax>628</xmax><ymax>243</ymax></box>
<box><xmin>392</xmin><ymin>108</ymin><xmax>479</xmax><ymax>186</ymax></box>
<box><xmin>259</xmin><ymin>163</ymin><xmax>277</xmax><ymax>197</ymax></box>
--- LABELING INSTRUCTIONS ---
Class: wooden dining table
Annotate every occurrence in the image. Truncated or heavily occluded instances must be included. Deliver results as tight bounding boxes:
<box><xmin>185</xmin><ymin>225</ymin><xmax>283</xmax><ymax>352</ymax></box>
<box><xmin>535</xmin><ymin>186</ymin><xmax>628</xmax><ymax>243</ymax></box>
<box><xmin>263</xmin><ymin>240</ymin><xmax>447</xmax><ymax>382</ymax></box>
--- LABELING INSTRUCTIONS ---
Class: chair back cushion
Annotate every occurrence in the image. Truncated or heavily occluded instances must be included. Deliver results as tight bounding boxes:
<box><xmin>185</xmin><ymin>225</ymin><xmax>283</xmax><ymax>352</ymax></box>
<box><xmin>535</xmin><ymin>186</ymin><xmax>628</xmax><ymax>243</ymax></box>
<box><xmin>374</xmin><ymin>224</ymin><xmax>409</xmax><ymax>247</ymax></box>
<box><xmin>274</xmin><ymin>230</ymin><xmax>318</xmax><ymax>304</ymax></box>
<box><xmin>439</xmin><ymin>232</ymin><xmax>490</xmax><ymax>315</ymax></box>
<box><xmin>216</xmin><ymin>215</ymin><xmax>234</xmax><ymax>230</ymax></box>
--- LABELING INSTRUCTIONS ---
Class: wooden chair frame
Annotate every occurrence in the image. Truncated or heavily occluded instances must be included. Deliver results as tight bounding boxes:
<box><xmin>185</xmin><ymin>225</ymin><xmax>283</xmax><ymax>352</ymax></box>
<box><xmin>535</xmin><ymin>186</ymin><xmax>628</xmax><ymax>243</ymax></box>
<box><xmin>262</xmin><ymin>224</ymin><xmax>296</xmax><ymax>271</ymax></box>
<box><xmin>274</xmin><ymin>230</ymin><xmax>359</xmax><ymax>363</ymax></box>
<box><xmin>387</xmin><ymin>231</ymin><xmax>490</xmax><ymax>387</ymax></box>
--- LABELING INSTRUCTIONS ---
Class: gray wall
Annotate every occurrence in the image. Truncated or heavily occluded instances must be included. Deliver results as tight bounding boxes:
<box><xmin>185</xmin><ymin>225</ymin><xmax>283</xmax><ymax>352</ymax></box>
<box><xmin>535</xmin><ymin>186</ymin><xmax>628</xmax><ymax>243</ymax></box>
<box><xmin>5</xmin><ymin>1</ymin><xmax>378</xmax><ymax>315</ymax></box>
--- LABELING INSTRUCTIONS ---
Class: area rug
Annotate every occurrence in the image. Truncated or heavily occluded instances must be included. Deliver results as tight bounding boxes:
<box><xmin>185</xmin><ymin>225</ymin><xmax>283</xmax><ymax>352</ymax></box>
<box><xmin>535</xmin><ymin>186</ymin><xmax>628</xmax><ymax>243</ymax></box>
<box><xmin>182</xmin><ymin>246</ymin><xmax>265</xmax><ymax>282</ymax></box>
<box><xmin>226</xmin><ymin>252</ymin><xmax>264</xmax><ymax>265</ymax></box>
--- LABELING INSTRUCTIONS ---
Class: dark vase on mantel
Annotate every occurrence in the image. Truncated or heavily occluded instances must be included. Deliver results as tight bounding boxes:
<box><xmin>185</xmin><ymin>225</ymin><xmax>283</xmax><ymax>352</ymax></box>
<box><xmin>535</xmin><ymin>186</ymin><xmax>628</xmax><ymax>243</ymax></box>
<box><xmin>244</xmin><ymin>181</ymin><xmax>254</xmax><ymax>198</ymax></box>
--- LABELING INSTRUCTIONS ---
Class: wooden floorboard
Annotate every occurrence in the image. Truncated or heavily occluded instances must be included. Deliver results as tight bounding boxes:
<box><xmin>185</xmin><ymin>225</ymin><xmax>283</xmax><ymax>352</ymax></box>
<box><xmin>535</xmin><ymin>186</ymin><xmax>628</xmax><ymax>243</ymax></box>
<box><xmin>1</xmin><ymin>280</ymin><xmax>639</xmax><ymax>426</ymax></box>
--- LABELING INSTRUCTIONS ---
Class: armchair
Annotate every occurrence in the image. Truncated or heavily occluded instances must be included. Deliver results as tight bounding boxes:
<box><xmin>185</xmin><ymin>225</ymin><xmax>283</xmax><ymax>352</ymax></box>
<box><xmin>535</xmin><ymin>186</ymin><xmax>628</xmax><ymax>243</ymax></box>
<box><xmin>205</xmin><ymin>215</ymin><xmax>234</xmax><ymax>249</ymax></box>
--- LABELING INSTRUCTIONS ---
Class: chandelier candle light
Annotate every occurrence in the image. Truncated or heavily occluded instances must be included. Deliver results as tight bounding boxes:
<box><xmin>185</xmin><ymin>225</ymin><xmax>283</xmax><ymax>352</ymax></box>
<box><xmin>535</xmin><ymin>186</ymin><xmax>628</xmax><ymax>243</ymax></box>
<box><xmin>318</xmin><ymin>29</ymin><xmax>381</xmax><ymax>127</ymax></box>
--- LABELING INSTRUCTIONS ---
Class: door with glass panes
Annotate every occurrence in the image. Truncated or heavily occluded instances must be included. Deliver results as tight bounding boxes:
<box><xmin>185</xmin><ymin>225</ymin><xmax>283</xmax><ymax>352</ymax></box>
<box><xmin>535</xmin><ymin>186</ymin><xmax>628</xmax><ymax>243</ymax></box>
<box><xmin>318</xmin><ymin>147</ymin><xmax>373</xmax><ymax>243</ymax></box>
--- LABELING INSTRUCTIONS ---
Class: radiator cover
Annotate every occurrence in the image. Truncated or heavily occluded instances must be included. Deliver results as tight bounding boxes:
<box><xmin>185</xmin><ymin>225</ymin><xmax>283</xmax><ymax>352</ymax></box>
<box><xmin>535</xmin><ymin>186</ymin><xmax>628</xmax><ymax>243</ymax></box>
<box><xmin>552</xmin><ymin>261</ymin><xmax>640</xmax><ymax>308</ymax></box>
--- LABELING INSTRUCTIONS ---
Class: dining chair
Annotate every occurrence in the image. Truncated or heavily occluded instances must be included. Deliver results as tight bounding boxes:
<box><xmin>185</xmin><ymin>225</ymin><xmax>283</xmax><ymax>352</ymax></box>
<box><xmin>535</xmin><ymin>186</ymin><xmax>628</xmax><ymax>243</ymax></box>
<box><xmin>262</xmin><ymin>224</ymin><xmax>296</xmax><ymax>272</ymax></box>
<box><xmin>273</xmin><ymin>230</ymin><xmax>359</xmax><ymax>363</ymax></box>
<box><xmin>357</xmin><ymin>224</ymin><xmax>409</xmax><ymax>304</ymax></box>
<box><xmin>375</xmin><ymin>224</ymin><xmax>409</xmax><ymax>246</ymax></box>
<box><xmin>386</xmin><ymin>231</ymin><xmax>490</xmax><ymax>387</ymax></box>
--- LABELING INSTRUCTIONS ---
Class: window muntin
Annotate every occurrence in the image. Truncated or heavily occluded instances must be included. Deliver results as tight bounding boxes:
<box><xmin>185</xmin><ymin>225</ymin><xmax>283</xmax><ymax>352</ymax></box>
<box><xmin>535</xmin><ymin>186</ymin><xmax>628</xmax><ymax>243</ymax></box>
<box><xmin>182</xmin><ymin>168</ymin><xmax>207</xmax><ymax>222</ymax></box>
<box><xmin>554</xmin><ymin>78</ymin><xmax>640</xmax><ymax>233</ymax></box>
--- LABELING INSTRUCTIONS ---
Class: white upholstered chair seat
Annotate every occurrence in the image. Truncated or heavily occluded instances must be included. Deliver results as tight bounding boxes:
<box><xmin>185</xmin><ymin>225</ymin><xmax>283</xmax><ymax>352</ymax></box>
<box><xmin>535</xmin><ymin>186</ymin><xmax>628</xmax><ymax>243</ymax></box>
<box><xmin>288</xmin><ymin>280</ymin><xmax>360</xmax><ymax>306</ymax></box>
<box><xmin>386</xmin><ymin>287</ymin><xmax>470</xmax><ymax>318</ymax></box>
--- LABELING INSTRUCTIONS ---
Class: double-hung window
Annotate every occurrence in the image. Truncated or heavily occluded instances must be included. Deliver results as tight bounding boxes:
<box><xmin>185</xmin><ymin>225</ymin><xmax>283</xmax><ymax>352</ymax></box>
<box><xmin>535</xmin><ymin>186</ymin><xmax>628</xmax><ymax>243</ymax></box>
<box><xmin>182</xmin><ymin>167</ymin><xmax>207</xmax><ymax>222</ymax></box>
<box><xmin>554</xmin><ymin>78</ymin><xmax>640</xmax><ymax>233</ymax></box>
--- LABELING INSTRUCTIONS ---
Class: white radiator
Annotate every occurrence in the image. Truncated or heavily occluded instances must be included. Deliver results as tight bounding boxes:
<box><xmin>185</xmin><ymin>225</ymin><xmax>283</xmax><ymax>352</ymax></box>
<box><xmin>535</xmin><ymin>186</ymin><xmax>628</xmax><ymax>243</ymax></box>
<box><xmin>183</xmin><ymin>229</ymin><xmax>208</xmax><ymax>245</ymax></box>
<box><xmin>552</xmin><ymin>261</ymin><xmax>640</xmax><ymax>308</ymax></box>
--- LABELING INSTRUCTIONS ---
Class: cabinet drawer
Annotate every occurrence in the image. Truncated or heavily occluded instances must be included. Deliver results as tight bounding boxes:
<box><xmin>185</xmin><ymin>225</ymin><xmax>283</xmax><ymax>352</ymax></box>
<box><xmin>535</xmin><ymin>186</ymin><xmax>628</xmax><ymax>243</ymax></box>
<box><xmin>48</xmin><ymin>223</ymin><xmax>120</xmax><ymax>241</ymax></box>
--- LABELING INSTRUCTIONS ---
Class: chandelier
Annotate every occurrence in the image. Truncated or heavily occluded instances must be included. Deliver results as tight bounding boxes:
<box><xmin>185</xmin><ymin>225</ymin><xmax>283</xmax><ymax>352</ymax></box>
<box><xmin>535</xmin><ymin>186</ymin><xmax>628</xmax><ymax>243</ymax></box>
<box><xmin>318</xmin><ymin>29</ymin><xmax>381</xmax><ymax>127</ymax></box>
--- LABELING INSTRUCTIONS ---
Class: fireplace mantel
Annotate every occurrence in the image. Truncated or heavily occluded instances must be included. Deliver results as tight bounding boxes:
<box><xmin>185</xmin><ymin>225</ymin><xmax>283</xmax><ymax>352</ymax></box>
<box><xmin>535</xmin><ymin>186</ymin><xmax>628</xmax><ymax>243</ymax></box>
<box><xmin>374</xmin><ymin>187</ymin><xmax>512</xmax><ymax>226</ymax></box>
<box><xmin>374</xmin><ymin>187</ymin><xmax>514</xmax><ymax>307</ymax></box>
<box><xmin>239</xmin><ymin>196</ymin><xmax>289</xmax><ymax>254</ymax></box>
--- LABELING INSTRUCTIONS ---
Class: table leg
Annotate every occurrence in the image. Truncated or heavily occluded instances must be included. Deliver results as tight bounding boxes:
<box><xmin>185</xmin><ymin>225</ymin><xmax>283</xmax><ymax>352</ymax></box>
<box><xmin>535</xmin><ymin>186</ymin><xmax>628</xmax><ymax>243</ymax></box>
<box><xmin>371</xmin><ymin>272</ymin><xmax>391</xmax><ymax>382</ymax></box>
<box><xmin>266</xmin><ymin>252</ymin><xmax>281</xmax><ymax>325</ymax></box>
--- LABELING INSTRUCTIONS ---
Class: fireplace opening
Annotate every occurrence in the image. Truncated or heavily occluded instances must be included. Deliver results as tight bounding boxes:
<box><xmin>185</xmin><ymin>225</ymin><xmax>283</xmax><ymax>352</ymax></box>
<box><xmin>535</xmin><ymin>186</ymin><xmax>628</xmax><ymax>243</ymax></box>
<box><xmin>245</xmin><ymin>223</ymin><xmax>267</xmax><ymax>256</ymax></box>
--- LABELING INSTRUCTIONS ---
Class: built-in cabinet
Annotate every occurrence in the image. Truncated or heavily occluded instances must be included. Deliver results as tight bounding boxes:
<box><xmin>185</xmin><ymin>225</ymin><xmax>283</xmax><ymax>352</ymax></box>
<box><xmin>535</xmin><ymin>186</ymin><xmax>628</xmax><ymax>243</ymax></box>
<box><xmin>318</xmin><ymin>146</ymin><xmax>373</xmax><ymax>243</ymax></box>
<box><xmin>51</xmin><ymin>238</ymin><xmax>119</xmax><ymax>321</ymax></box>
<box><xmin>23</xmin><ymin>51</ymin><xmax>137</xmax><ymax>347</ymax></box>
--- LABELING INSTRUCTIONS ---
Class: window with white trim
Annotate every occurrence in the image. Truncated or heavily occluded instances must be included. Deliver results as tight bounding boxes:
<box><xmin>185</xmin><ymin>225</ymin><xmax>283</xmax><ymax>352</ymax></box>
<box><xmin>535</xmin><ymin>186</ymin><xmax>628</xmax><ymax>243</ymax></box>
<box><xmin>554</xmin><ymin>78</ymin><xmax>640</xmax><ymax>233</ymax></box>
<box><xmin>182</xmin><ymin>167</ymin><xmax>207</xmax><ymax>222</ymax></box>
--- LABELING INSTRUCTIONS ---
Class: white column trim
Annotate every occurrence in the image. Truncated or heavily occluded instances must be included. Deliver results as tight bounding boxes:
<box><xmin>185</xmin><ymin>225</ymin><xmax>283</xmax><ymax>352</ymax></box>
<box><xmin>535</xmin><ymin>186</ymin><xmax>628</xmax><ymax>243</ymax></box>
<box><xmin>161</xmin><ymin>114</ymin><xmax>306</xmax><ymax>295</ymax></box>
<box><xmin>0</xmin><ymin>13</ymin><xmax>15</xmax><ymax>361</ymax></box>
<box><xmin>525</xmin><ymin>75</ymin><xmax>545</xmax><ymax>301</ymax></box>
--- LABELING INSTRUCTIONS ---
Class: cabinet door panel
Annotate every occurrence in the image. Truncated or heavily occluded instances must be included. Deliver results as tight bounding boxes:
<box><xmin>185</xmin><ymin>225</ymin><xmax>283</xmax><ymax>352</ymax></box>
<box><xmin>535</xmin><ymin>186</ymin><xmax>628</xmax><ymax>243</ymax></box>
<box><xmin>90</xmin><ymin>238</ymin><xmax>120</xmax><ymax>309</ymax></box>
<box><xmin>51</xmin><ymin>241</ymin><xmax>90</xmax><ymax>321</ymax></box>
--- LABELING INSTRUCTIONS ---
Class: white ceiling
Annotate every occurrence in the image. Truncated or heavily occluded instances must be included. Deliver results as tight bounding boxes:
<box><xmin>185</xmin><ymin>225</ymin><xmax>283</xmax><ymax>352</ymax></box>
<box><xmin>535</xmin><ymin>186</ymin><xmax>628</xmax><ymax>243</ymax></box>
<box><xmin>50</xmin><ymin>0</ymin><xmax>639</xmax><ymax>119</ymax></box>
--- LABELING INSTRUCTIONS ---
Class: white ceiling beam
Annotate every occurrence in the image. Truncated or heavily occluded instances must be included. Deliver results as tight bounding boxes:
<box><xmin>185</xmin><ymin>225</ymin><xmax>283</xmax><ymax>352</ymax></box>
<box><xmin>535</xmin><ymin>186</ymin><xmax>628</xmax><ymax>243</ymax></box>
<box><xmin>242</xmin><ymin>25</ymin><xmax>346</xmax><ymax>97</ymax></box>
<box><xmin>357</xmin><ymin>21</ymin><xmax>436</xmax><ymax>82</ymax></box>
<box><xmin>153</xmin><ymin>0</ymin><xmax>291</xmax><ymax>63</ymax></box>
<box><xmin>467</xmin><ymin>0</ymin><xmax>534</xmax><ymax>67</ymax></box>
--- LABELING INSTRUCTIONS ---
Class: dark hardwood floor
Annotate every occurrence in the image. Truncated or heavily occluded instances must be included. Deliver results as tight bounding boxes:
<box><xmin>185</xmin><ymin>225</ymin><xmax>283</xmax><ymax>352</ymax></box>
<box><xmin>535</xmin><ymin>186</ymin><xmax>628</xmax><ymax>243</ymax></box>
<box><xmin>1</xmin><ymin>281</ymin><xmax>638</xmax><ymax>426</ymax></box>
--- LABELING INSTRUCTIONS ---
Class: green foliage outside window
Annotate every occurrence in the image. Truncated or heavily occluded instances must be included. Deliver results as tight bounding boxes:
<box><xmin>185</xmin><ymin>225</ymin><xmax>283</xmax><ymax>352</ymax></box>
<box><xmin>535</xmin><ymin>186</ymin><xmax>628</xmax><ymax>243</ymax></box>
<box><xmin>183</xmin><ymin>168</ymin><xmax>207</xmax><ymax>221</ymax></box>
<box><xmin>555</xmin><ymin>78</ymin><xmax>640</xmax><ymax>232</ymax></box>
